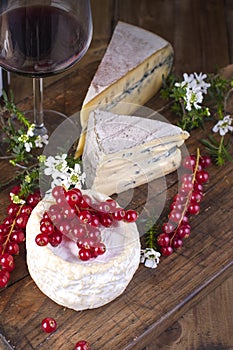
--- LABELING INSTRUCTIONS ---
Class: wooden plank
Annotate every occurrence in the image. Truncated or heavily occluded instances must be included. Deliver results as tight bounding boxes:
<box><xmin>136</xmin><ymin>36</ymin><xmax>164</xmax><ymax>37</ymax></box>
<box><xmin>144</xmin><ymin>274</ymin><xmax>233</xmax><ymax>349</ymax></box>
<box><xmin>226</xmin><ymin>0</ymin><xmax>233</xmax><ymax>62</ymax></box>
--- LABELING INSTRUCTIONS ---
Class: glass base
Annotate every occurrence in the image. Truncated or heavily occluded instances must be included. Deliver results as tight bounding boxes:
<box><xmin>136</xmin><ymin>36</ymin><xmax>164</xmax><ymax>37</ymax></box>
<box><xmin>25</xmin><ymin>109</ymin><xmax>67</xmax><ymax>136</ymax></box>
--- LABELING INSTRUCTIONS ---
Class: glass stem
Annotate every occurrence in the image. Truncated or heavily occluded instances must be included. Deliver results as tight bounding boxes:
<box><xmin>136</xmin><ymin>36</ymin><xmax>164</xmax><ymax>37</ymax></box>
<box><xmin>33</xmin><ymin>77</ymin><xmax>47</xmax><ymax>135</ymax></box>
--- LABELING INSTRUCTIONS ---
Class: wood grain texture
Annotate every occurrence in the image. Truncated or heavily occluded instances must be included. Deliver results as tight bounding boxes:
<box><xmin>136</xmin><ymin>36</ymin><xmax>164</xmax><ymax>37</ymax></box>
<box><xmin>0</xmin><ymin>1</ymin><xmax>233</xmax><ymax>349</ymax></box>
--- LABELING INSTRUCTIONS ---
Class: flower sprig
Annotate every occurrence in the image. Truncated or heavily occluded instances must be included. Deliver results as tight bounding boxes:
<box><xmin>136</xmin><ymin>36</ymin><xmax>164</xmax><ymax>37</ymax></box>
<box><xmin>161</xmin><ymin>72</ymin><xmax>211</xmax><ymax>131</ymax></box>
<box><xmin>0</xmin><ymin>92</ymin><xmax>48</xmax><ymax>165</ymax></box>
<box><xmin>161</xmin><ymin>71</ymin><xmax>233</xmax><ymax>165</ymax></box>
<box><xmin>202</xmin><ymin>115</ymin><xmax>233</xmax><ymax>166</ymax></box>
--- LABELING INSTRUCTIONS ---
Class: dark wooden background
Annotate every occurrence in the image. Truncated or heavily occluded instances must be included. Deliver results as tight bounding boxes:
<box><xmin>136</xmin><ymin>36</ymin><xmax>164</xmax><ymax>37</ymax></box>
<box><xmin>0</xmin><ymin>1</ymin><xmax>233</xmax><ymax>349</ymax></box>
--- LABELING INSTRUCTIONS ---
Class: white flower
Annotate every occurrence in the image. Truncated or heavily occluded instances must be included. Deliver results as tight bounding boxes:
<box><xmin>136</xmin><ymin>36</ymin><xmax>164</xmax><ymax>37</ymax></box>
<box><xmin>140</xmin><ymin>248</ymin><xmax>161</xmax><ymax>269</ymax></box>
<box><xmin>175</xmin><ymin>73</ymin><xmax>194</xmax><ymax>88</ymax></box>
<box><xmin>67</xmin><ymin>163</ymin><xmax>86</xmax><ymax>188</ymax></box>
<box><xmin>18</xmin><ymin>134</ymin><xmax>29</xmax><ymax>143</ymax></box>
<box><xmin>184</xmin><ymin>89</ymin><xmax>203</xmax><ymax>111</ymax></box>
<box><xmin>27</xmin><ymin>124</ymin><xmax>35</xmax><ymax>137</ymax></box>
<box><xmin>44</xmin><ymin>154</ymin><xmax>68</xmax><ymax>177</ymax></box>
<box><xmin>212</xmin><ymin>115</ymin><xmax>233</xmax><ymax>136</ymax></box>
<box><xmin>194</xmin><ymin>72</ymin><xmax>211</xmax><ymax>94</ymax></box>
<box><xmin>175</xmin><ymin>72</ymin><xmax>210</xmax><ymax>111</ymax></box>
<box><xmin>35</xmin><ymin>134</ymin><xmax>49</xmax><ymax>148</ymax></box>
<box><xmin>10</xmin><ymin>193</ymin><xmax>25</xmax><ymax>205</ymax></box>
<box><xmin>24</xmin><ymin>141</ymin><xmax>33</xmax><ymax>152</ymax></box>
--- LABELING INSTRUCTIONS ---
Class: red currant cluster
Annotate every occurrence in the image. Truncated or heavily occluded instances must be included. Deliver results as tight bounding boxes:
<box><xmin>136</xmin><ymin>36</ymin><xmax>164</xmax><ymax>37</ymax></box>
<box><xmin>0</xmin><ymin>186</ymin><xmax>41</xmax><ymax>288</ymax></box>
<box><xmin>157</xmin><ymin>153</ymin><xmax>211</xmax><ymax>256</ymax></box>
<box><xmin>35</xmin><ymin>186</ymin><xmax>138</xmax><ymax>261</ymax></box>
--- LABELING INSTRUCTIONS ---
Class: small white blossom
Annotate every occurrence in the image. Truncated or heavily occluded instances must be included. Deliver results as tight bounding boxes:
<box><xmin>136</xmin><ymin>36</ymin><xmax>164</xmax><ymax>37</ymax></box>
<box><xmin>184</xmin><ymin>89</ymin><xmax>203</xmax><ymax>111</ymax></box>
<box><xmin>193</xmin><ymin>72</ymin><xmax>211</xmax><ymax>94</ymax></box>
<box><xmin>35</xmin><ymin>134</ymin><xmax>49</xmax><ymax>148</ymax></box>
<box><xmin>175</xmin><ymin>72</ymin><xmax>210</xmax><ymax>112</ymax></box>
<box><xmin>10</xmin><ymin>193</ymin><xmax>25</xmax><ymax>205</ymax></box>
<box><xmin>212</xmin><ymin>115</ymin><xmax>233</xmax><ymax>136</ymax></box>
<box><xmin>67</xmin><ymin>163</ymin><xmax>86</xmax><ymax>188</ymax></box>
<box><xmin>24</xmin><ymin>141</ymin><xmax>33</xmax><ymax>152</ymax></box>
<box><xmin>18</xmin><ymin>134</ymin><xmax>29</xmax><ymax>143</ymax></box>
<box><xmin>140</xmin><ymin>248</ymin><xmax>161</xmax><ymax>269</ymax></box>
<box><xmin>25</xmin><ymin>175</ymin><xmax>31</xmax><ymax>183</ymax></box>
<box><xmin>27</xmin><ymin>124</ymin><xmax>35</xmax><ymax>137</ymax></box>
<box><xmin>44</xmin><ymin>154</ymin><xmax>68</xmax><ymax>177</ymax></box>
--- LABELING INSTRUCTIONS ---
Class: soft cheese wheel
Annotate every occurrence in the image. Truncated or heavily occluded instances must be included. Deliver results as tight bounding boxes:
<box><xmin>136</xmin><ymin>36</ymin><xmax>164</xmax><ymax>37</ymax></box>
<box><xmin>26</xmin><ymin>190</ymin><xmax>140</xmax><ymax>311</ymax></box>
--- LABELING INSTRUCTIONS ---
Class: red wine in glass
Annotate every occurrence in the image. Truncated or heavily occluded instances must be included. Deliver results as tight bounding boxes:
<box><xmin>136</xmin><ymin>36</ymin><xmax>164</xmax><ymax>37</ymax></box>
<box><xmin>0</xmin><ymin>1</ymin><xmax>93</xmax><ymax>134</ymax></box>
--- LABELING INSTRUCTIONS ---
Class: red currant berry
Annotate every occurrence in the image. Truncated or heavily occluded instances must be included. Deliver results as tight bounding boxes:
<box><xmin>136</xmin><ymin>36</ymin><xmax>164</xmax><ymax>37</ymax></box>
<box><xmin>160</xmin><ymin>246</ymin><xmax>173</xmax><ymax>256</ymax></box>
<box><xmin>181</xmin><ymin>173</ymin><xmax>193</xmax><ymax>183</ymax></box>
<box><xmin>0</xmin><ymin>224</ymin><xmax>9</xmax><ymax>236</ymax></box>
<box><xmin>199</xmin><ymin>155</ymin><xmax>211</xmax><ymax>168</ymax></box>
<box><xmin>188</xmin><ymin>203</ymin><xmax>200</xmax><ymax>215</ymax></box>
<box><xmin>15</xmin><ymin>213</ymin><xmax>29</xmax><ymax>229</ymax></box>
<box><xmin>65</xmin><ymin>189</ymin><xmax>82</xmax><ymax>208</ymax></box>
<box><xmin>41</xmin><ymin>317</ymin><xmax>57</xmax><ymax>333</ymax></box>
<box><xmin>172</xmin><ymin>237</ymin><xmax>183</xmax><ymax>249</ymax></box>
<box><xmin>193</xmin><ymin>182</ymin><xmax>203</xmax><ymax>192</ymax></box>
<box><xmin>91</xmin><ymin>242</ymin><xmax>106</xmax><ymax>257</ymax></box>
<box><xmin>112</xmin><ymin>208</ymin><xmax>126</xmax><ymax>221</ymax></box>
<box><xmin>21</xmin><ymin>204</ymin><xmax>33</xmax><ymax>216</ymax></box>
<box><xmin>74</xmin><ymin>340</ymin><xmax>91</xmax><ymax>350</ymax></box>
<box><xmin>177</xmin><ymin>224</ymin><xmax>191</xmax><ymax>239</ymax></box>
<box><xmin>49</xmin><ymin>232</ymin><xmax>63</xmax><ymax>247</ymax></box>
<box><xmin>182</xmin><ymin>155</ymin><xmax>196</xmax><ymax>170</ymax></box>
<box><xmin>58</xmin><ymin>220</ymin><xmax>71</xmax><ymax>235</ymax></box>
<box><xmin>173</xmin><ymin>192</ymin><xmax>187</xmax><ymax>204</ymax></box>
<box><xmin>162</xmin><ymin>222</ymin><xmax>175</xmax><ymax>234</ymax></box>
<box><xmin>40</xmin><ymin>221</ymin><xmax>54</xmax><ymax>235</ymax></box>
<box><xmin>27</xmin><ymin>192</ymin><xmax>41</xmax><ymax>208</ymax></box>
<box><xmin>181</xmin><ymin>181</ymin><xmax>194</xmax><ymax>193</ymax></box>
<box><xmin>0</xmin><ymin>270</ymin><xmax>10</xmax><ymax>288</ymax></box>
<box><xmin>88</xmin><ymin>214</ymin><xmax>99</xmax><ymax>227</ymax></box>
<box><xmin>0</xmin><ymin>253</ymin><xmax>15</xmax><ymax>272</ymax></box>
<box><xmin>168</xmin><ymin>210</ymin><xmax>182</xmax><ymax>223</ymax></box>
<box><xmin>190</xmin><ymin>190</ymin><xmax>203</xmax><ymax>203</ymax></box>
<box><xmin>3</xmin><ymin>217</ymin><xmax>14</xmax><ymax>227</ymax></box>
<box><xmin>170</xmin><ymin>201</ymin><xmax>184</xmax><ymax>211</ymax></box>
<box><xmin>5</xmin><ymin>242</ymin><xmax>20</xmax><ymax>255</ymax></box>
<box><xmin>35</xmin><ymin>233</ymin><xmax>49</xmax><ymax>246</ymax></box>
<box><xmin>52</xmin><ymin>185</ymin><xmax>65</xmax><ymax>200</ymax></box>
<box><xmin>157</xmin><ymin>233</ymin><xmax>170</xmax><ymax>247</ymax></box>
<box><xmin>79</xmin><ymin>248</ymin><xmax>92</xmax><ymax>261</ymax></box>
<box><xmin>7</xmin><ymin>203</ymin><xmax>19</xmax><ymax>217</ymax></box>
<box><xmin>10</xmin><ymin>230</ymin><xmax>25</xmax><ymax>243</ymax></box>
<box><xmin>78</xmin><ymin>210</ymin><xmax>93</xmax><ymax>224</ymax></box>
<box><xmin>196</xmin><ymin>170</ymin><xmax>209</xmax><ymax>184</ymax></box>
<box><xmin>99</xmin><ymin>213</ymin><xmax>113</xmax><ymax>227</ymax></box>
<box><xmin>124</xmin><ymin>210</ymin><xmax>138</xmax><ymax>223</ymax></box>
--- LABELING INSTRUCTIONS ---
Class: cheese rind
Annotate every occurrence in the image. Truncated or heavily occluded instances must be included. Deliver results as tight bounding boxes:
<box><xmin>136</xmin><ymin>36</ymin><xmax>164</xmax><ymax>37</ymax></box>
<box><xmin>26</xmin><ymin>190</ymin><xmax>140</xmax><ymax>311</ymax></box>
<box><xmin>75</xmin><ymin>21</ymin><xmax>174</xmax><ymax>157</ymax></box>
<box><xmin>82</xmin><ymin>110</ymin><xmax>189</xmax><ymax>196</ymax></box>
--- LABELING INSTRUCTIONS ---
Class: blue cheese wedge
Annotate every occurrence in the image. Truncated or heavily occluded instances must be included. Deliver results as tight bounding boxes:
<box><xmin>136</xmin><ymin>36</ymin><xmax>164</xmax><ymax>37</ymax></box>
<box><xmin>75</xmin><ymin>21</ymin><xmax>174</xmax><ymax>157</ymax></box>
<box><xmin>26</xmin><ymin>190</ymin><xmax>140</xmax><ymax>311</ymax></box>
<box><xmin>82</xmin><ymin>110</ymin><xmax>189</xmax><ymax>196</ymax></box>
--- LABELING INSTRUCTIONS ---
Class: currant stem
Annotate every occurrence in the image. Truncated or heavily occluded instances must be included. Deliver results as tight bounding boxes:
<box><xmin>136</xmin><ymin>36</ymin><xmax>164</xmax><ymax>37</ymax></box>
<box><xmin>2</xmin><ymin>204</ymin><xmax>24</xmax><ymax>254</ymax></box>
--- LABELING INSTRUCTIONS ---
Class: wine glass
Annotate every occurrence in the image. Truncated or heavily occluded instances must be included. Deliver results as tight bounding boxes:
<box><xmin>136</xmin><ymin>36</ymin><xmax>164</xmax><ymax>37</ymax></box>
<box><xmin>0</xmin><ymin>0</ymin><xmax>93</xmax><ymax>135</ymax></box>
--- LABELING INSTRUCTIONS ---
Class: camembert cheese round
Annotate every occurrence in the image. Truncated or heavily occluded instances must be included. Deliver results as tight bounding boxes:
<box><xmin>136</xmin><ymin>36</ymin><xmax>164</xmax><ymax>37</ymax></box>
<box><xmin>26</xmin><ymin>190</ymin><xmax>141</xmax><ymax>311</ymax></box>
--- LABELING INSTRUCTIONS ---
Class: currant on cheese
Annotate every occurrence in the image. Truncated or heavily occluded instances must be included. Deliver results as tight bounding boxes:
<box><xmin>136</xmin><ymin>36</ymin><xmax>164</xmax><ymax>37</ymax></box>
<box><xmin>35</xmin><ymin>187</ymin><xmax>139</xmax><ymax>262</ymax></box>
